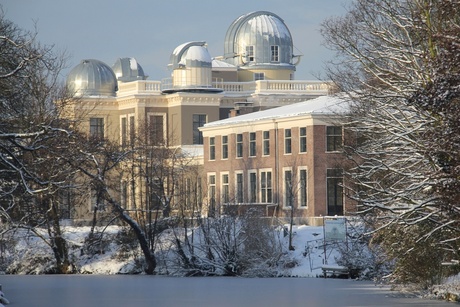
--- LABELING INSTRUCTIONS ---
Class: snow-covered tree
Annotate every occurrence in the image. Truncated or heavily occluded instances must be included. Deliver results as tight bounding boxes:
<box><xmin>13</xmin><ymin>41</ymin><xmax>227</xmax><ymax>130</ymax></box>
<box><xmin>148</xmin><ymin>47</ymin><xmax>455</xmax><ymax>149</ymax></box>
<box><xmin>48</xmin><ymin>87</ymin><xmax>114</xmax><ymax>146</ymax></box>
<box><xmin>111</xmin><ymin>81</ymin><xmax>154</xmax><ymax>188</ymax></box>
<box><xmin>0</xmin><ymin>8</ymin><xmax>80</xmax><ymax>273</ymax></box>
<box><xmin>321</xmin><ymin>0</ymin><xmax>460</xmax><ymax>285</ymax></box>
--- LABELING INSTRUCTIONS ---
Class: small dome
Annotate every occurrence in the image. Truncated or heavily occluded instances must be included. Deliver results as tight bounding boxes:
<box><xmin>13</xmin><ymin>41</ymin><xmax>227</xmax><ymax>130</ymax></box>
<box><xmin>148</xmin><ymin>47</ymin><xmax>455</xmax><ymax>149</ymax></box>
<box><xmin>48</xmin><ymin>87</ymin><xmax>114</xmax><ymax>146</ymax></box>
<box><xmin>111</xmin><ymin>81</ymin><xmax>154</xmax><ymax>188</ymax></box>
<box><xmin>112</xmin><ymin>57</ymin><xmax>147</xmax><ymax>82</ymax></box>
<box><xmin>223</xmin><ymin>11</ymin><xmax>295</xmax><ymax>68</ymax></box>
<box><xmin>66</xmin><ymin>59</ymin><xmax>118</xmax><ymax>97</ymax></box>
<box><xmin>162</xmin><ymin>41</ymin><xmax>222</xmax><ymax>94</ymax></box>
<box><xmin>169</xmin><ymin>42</ymin><xmax>212</xmax><ymax>70</ymax></box>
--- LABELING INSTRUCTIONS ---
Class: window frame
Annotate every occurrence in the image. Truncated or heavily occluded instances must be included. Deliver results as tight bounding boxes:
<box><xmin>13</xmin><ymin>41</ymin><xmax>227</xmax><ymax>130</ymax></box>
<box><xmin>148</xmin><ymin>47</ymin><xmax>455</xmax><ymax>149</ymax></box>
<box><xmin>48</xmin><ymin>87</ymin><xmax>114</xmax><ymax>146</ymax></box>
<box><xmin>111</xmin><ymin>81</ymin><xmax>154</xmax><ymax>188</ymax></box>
<box><xmin>248</xmin><ymin>170</ymin><xmax>257</xmax><ymax>203</ymax></box>
<box><xmin>249</xmin><ymin>132</ymin><xmax>256</xmax><ymax>157</ymax></box>
<box><xmin>235</xmin><ymin>171</ymin><xmax>244</xmax><ymax>204</ymax></box>
<box><xmin>326</xmin><ymin>168</ymin><xmax>344</xmax><ymax>215</ymax></box>
<box><xmin>299</xmin><ymin>127</ymin><xmax>307</xmax><ymax>153</ymax></box>
<box><xmin>120</xmin><ymin>116</ymin><xmax>127</xmax><ymax>147</ymax></box>
<box><xmin>236</xmin><ymin>133</ymin><xmax>243</xmax><ymax>158</ymax></box>
<box><xmin>326</xmin><ymin>126</ymin><xmax>343</xmax><ymax>152</ymax></box>
<box><xmin>260</xmin><ymin>169</ymin><xmax>273</xmax><ymax>204</ymax></box>
<box><xmin>299</xmin><ymin>167</ymin><xmax>308</xmax><ymax>208</ymax></box>
<box><xmin>208</xmin><ymin>173</ymin><xmax>217</xmax><ymax>216</ymax></box>
<box><xmin>129</xmin><ymin>115</ymin><xmax>135</xmax><ymax>146</ymax></box>
<box><xmin>284</xmin><ymin>128</ymin><xmax>292</xmax><ymax>154</ymax></box>
<box><xmin>254</xmin><ymin>72</ymin><xmax>265</xmax><ymax>81</ymax></box>
<box><xmin>221</xmin><ymin>172</ymin><xmax>230</xmax><ymax>204</ymax></box>
<box><xmin>147</xmin><ymin>113</ymin><xmax>166</xmax><ymax>146</ymax></box>
<box><xmin>222</xmin><ymin>135</ymin><xmax>228</xmax><ymax>159</ymax></box>
<box><xmin>283</xmin><ymin>168</ymin><xmax>293</xmax><ymax>209</ymax></box>
<box><xmin>209</xmin><ymin>137</ymin><xmax>216</xmax><ymax>160</ymax></box>
<box><xmin>270</xmin><ymin>45</ymin><xmax>279</xmax><ymax>62</ymax></box>
<box><xmin>90</xmin><ymin>117</ymin><xmax>104</xmax><ymax>139</ymax></box>
<box><xmin>120</xmin><ymin>180</ymin><xmax>128</xmax><ymax>208</ymax></box>
<box><xmin>263</xmin><ymin>130</ymin><xmax>270</xmax><ymax>156</ymax></box>
<box><xmin>193</xmin><ymin>114</ymin><xmax>207</xmax><ymax>145</ymax></box>
<box><xmin>246</xmin><ymin>45</ymin><xmax>255</xmax><ymax>62</ymax></box>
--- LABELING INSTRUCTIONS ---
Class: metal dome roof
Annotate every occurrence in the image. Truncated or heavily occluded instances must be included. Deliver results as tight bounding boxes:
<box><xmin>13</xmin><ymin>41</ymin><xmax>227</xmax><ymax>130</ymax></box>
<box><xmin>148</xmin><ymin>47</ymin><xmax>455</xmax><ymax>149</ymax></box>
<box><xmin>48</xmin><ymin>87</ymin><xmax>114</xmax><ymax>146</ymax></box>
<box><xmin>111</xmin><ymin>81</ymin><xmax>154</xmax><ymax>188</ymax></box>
<box><xmin>66</xmin><ymin>59</ymin><xmax>118</xmax><ymax>97</ymax></box>
<box><xmin>112</xmin><ymin>57</ymin><xmax>147</xmax><ymax>82</ymax></box>
<box><xmin>169</xmin><ymin>41</ymin><xmax>212</xmax><ymax>70</ymax></box>
<box><xmin>223</xmin><ymin>11</ymin><xmax>295</xmax><ymax>68</ymax></box>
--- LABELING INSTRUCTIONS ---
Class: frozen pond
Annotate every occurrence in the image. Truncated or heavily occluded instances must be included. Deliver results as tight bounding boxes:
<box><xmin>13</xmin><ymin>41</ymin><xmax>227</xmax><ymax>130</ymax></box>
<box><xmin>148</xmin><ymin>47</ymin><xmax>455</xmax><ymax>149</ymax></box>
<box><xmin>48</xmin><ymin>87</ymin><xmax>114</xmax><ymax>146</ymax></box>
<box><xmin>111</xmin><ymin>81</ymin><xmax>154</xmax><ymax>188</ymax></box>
<box><xmin>0</xmin><ymin>275</ymin><xmax>454</xmax><ymax>307</ymax></box>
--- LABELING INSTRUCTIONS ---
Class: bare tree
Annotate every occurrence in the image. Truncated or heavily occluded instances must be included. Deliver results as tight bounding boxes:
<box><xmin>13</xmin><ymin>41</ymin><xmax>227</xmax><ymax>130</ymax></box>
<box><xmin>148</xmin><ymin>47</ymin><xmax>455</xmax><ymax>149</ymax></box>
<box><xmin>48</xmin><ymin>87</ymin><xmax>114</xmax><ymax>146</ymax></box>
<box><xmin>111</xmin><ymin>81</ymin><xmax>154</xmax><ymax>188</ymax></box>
<box><xmin>0</xmin><ymin>8</ymin><xmax>85</xmax><ymax>273</ymax></box>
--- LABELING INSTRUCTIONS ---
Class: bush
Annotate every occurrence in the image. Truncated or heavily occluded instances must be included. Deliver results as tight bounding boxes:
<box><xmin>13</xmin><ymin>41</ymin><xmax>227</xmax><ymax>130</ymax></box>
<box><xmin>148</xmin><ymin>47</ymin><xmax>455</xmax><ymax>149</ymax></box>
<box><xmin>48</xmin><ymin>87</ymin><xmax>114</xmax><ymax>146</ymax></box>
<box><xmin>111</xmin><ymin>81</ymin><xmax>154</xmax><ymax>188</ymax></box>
<box><xmin>336</xmin><ymin>220</ymin><xmax>393</xmax><ymax>281</ymax></box>
<box><xmin>165</xmin><ymin>213</ymin><xmax>283</xmax><ymax>277</ymax></box>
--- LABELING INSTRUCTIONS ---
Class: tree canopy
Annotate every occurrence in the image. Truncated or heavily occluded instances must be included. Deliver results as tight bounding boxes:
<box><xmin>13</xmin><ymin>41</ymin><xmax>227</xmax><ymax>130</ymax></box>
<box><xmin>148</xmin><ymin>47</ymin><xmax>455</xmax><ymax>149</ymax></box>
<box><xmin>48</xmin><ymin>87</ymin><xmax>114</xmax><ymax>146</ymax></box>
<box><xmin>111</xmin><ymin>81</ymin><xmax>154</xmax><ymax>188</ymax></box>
<box><xmin>321</xmin><ymin>0</ymin><xmax>460</xmax><ymax>286</ymax></box>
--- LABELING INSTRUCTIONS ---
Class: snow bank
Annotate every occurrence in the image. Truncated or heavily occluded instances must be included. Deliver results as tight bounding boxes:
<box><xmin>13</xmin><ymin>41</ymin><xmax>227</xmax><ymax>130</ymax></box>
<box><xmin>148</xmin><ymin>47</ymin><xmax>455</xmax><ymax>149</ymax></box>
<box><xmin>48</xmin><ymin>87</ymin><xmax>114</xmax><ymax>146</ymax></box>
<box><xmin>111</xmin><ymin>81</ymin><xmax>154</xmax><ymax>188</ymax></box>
<box><xmin>2</xmin><ymin>224</ymin><xmax>341</xmax><ymax>277</ymax></box>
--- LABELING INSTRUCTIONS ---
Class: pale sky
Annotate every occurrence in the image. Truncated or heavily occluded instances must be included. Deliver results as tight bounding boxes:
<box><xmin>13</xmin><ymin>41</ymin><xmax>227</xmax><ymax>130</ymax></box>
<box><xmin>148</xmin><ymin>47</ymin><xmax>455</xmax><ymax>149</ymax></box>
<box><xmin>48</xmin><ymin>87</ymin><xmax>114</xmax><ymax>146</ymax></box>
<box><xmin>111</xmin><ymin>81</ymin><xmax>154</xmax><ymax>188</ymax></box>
<box><xmin>3</xmin><ymin>0</ymin><xmax>347</xmax><ymax>82</ymax></box>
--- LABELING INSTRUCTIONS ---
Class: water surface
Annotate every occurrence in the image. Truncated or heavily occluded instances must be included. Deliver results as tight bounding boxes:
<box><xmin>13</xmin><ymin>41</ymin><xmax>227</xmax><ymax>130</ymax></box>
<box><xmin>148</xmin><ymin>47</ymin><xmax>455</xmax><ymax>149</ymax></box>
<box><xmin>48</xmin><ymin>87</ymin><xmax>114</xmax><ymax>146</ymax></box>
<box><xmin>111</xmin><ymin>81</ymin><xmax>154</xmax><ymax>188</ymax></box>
<box><xmin>0</xmin><ymin>275</ymin><xmax>454</xmax><ymax>307</ymax></box>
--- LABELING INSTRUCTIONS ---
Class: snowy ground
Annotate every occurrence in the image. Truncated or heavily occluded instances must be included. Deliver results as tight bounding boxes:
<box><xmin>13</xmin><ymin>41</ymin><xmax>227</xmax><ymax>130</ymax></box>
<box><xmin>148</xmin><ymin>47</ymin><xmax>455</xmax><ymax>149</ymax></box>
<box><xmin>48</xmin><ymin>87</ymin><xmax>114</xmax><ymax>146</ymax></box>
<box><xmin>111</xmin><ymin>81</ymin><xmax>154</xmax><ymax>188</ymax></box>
<box><xmin>1</xmin><ymin>223</ymin><xmax>459</xmax><ymax>303</ymax></box>
<box><xmin>1</xmin><ymin>224</ymin><xmax>339</xmax><ymax>276</ymax></box>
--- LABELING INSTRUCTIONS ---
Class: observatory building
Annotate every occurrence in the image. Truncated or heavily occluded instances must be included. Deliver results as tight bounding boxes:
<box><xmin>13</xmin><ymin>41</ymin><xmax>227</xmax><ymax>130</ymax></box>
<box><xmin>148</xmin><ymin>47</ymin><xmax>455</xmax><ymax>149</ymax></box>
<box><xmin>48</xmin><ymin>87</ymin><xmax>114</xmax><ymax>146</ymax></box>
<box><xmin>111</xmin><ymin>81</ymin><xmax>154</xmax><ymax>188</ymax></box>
<box><xmin>64</xmin><ymin>11</ymin><xmax>347</xmax><ymax>225</ymax></box>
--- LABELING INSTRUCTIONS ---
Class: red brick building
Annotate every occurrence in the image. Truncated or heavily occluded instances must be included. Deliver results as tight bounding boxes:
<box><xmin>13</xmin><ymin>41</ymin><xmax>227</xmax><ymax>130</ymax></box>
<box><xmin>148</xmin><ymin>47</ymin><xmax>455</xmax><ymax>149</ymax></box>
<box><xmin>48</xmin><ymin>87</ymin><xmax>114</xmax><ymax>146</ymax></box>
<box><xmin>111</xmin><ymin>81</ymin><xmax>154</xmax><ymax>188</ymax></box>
<box><xmin>200</xmin><ymin>95</ymin><xmax>354</xmax><ymax>225</ymax></box>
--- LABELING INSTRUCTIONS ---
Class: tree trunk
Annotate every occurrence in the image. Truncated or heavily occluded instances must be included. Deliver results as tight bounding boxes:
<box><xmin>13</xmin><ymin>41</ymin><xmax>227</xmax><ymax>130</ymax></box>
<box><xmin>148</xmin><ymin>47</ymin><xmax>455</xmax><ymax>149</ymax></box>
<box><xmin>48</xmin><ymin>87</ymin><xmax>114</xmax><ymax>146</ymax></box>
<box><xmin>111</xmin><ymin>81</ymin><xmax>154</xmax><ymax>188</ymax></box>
<box><xmin>107</xmin><ymin>195</ymin><xmax>157</xmax><ymax>274</ymax></box>
<box><xmin>47</xmin><ymin>199</ymin><xmax>72</xmax><ymax>274</ymax></box>
<box><xmin>119</xmin><ymin>210</ymin><xmax>157</xmax><ymax>274</ymax></box>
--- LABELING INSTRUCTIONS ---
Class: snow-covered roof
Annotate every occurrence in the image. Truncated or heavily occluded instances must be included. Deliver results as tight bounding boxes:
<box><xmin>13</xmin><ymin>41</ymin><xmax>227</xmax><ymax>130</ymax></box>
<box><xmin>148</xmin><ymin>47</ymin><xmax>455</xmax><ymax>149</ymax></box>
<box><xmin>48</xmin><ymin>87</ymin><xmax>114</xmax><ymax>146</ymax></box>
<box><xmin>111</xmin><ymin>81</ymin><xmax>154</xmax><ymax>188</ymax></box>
<box><xmin>180</xmin><ymin>46</ymin><xmax>212</xmax><ymax>64</ymax></box>
<box><xmin>203</xmin><ymin>95</ymin><xmax>349</xmax><ymax>128</ymax></box>
<box><xmin>169</xmin><ymin>41</ymin><xmax>212</xmax><ymax>69</ymax></box>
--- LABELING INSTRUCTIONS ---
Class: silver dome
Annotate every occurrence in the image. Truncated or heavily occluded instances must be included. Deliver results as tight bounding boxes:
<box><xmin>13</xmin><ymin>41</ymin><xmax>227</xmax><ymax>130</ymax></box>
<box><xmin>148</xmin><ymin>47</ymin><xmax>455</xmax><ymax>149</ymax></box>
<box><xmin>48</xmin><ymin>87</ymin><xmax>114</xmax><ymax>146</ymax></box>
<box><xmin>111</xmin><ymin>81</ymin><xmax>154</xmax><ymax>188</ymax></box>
<box><xmin>169</xmin><ymin>41</ymin><xmax>212</xmax><ymax>70</ymax></box>
<box><xmin>112</xmin><ymin>57</ymin><xmax>147</xmax><ymax>82</ymax></box>
<box><xmin>67</xmin><ymin>59</ymin><xmax>118</xmax><ymax>97</ymax></box>
<box><xmin>223</xmin><ymin>11</ymin><xmax>295</xmax><ymax>69</ymax></box>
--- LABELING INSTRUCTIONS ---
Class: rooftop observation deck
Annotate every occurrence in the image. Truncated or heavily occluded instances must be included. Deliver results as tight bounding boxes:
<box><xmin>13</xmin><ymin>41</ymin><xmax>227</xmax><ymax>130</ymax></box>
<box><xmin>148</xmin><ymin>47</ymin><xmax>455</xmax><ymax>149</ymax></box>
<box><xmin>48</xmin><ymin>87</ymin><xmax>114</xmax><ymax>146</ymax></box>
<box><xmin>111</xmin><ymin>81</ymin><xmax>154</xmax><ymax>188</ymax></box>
<box><xmin>117</xmin><ymin>79</ymin><xmax>332</xmax><ymax>97</ymax></box>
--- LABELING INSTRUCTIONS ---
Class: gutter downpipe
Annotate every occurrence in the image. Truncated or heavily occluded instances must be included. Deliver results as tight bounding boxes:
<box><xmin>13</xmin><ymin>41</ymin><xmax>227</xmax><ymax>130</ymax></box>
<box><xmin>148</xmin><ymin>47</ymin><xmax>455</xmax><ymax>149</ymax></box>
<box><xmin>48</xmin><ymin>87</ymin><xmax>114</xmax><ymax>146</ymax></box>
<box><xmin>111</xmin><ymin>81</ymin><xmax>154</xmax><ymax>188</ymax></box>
<box><xmin>273</xmin><ymin>119</ymin><xmax>279</xmax><ymax>214</ymax></box>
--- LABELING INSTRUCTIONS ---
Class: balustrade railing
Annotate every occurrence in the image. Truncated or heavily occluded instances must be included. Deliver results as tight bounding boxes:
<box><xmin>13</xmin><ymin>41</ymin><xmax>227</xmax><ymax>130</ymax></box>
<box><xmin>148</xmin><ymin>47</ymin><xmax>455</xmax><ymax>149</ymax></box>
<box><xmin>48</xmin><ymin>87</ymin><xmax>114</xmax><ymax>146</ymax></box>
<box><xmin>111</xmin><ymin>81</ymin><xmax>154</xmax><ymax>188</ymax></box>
<box><xmin>214</xmin><ymin>80</ymin><xmax>330</xmax><ymax>94</ymax></box>
<box><xmin>117</xmin><ymin>79</ymin><xmax>331</xmax><ymax>96</ymax></box>
<box><xmin>117</xmin><ymin>80</ymin><xmax>162</xmax><ymax>96</ymax></box>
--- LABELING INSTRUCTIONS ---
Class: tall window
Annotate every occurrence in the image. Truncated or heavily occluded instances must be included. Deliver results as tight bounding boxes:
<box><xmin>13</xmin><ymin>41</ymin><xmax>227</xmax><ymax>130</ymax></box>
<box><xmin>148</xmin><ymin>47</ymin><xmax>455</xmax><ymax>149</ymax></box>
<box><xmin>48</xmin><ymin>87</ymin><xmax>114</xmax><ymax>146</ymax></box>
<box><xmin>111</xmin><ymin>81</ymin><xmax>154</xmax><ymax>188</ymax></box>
<box><xmin>261</xmin><ymin>171</ymin><xmax>272</xmax><ymax>203</ymax></box>
<box><xmin>193</xmin><ymin>114</ymin><xmax>207</xmax><ymax>144</ymax></box>
<box><xmin>254</xmin><ymin>72</ymin><xmax>265</xmax><ymax>81</ymax></box>
<box><xmin>263</xmin><ymin>131</ymin><xmax>270</xmax><ymax>155</ymax></box>
<box><xmin>246</xmin><ymin>45</ymin><xmax>255</xmax><ymax>62</ymax></box>
<box><xmin>221</xmin><ymin>173</ymin><xmax>229</xmax><ymax>203</ymax></box>
<box><xmin>284</xmin><ymin>169</ymin><xmax>293</xmax><ymax>208</ymax></box>
<box><xmin>148</xmin><ymin>114</ymin><xmax>164</xmax><ymax>145</ymax></box>
<box><xmin>249</xmin><ymin>132</ymin><xmax>256</xmax><ymax>157</ymax></box>
<box><xmin>208</xmin><ymin>174</ymin><xmax>216</xmax><ymax>216</ymax></box>
<box><xmin>236</xmin><ymin>172</ymin><xmax>244</xmax><ymax>203</ymax></box>
<box><xmin>285</xmin><ymin>129</ymin><xmax>292</xmax><ymax>154</ymax></box>
<box><xmin>326</xmin><ymin>126</ymin><xmax>343</xmax><ymax>152</ymax></box>
<box><xmin>299</xmin><ymin>168</ymin><xmax>308</xmax><ymax>207</ymax></box>
<box><xmin>222</xmin><ymin>135</ymin><xmax>228</xmax><ymax>159</ymax></box>
<box><xmin>197</xmin><ymin>177</ymin><xmax>202</xmax><ymax>208</ymax></box>
<box><xmin>209</xmin><ymin>137</ymin><xmax>215</xmax><ymax>160</ymax></box>
<box><xmin>90</xmin><ymin>118</ymin><xmax>104</xmax><ymax>139</ymax></box>
<box><xmin>271</xmin><ymin>45</ymin><xmax>279</xmax><ymax>62</ymax></box>
<box><xmin>327</xmin><ymin>169</ymin><xmax>344</xmax><ymax>215</ymax></box>
<box><xmin>129</xmin><ymin>115</ymin><xmax>135</xmax><ymax>146</ymax></box>
<box><xmin>300</xmin><ymin>127</ymin><xmax>307</xmax><ymax>153</ymax></box>
<box><xmin>236</xmin><ymin>134</ymin><xmax>243</xmax><ymax>158</ymax></box>
<box><xmin>121</xmin><ymin>117</ymin><xmax>127</xmax><ymax>147</ymax></box>
<box><xmin>120</xmin><ymin>181</ymin><xmax>128</xmax><ymax>207</ymax></box>
<box><xmin>249</xmin><ymin>171</ymin><xmax>257</xmax><ymax>203</ymax></box>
